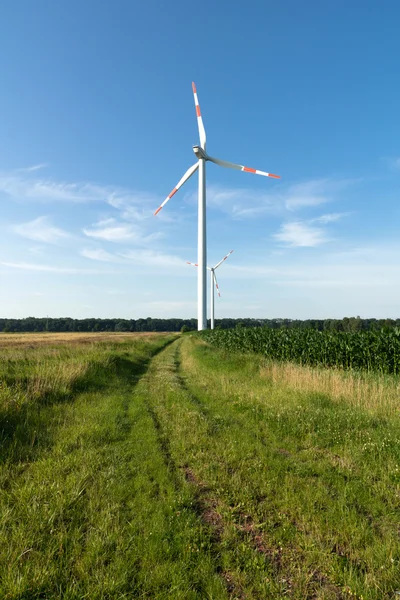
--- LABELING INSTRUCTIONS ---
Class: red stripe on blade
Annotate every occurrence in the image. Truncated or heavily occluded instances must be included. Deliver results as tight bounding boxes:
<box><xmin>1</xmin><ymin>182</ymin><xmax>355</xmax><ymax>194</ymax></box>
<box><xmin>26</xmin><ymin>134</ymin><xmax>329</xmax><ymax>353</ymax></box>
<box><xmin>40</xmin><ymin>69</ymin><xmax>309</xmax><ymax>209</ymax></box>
<box><xmin>196</xmin><ymin>106</ymin><xmax>201</xmax><ymax>117</ymax></box>
<box><xmin>154</xmin><ymin>206</ymin><xmax>162</xmax><ymax>216</ymax></box>
<box><xmin>243</xmin><ymin>166</ymin><xmax>257</xmax><ymax>174</ymax></box>
<box><xmin>268</xmin><ymin>173</ymin><xmax>280</xmax><ymax>178</ymax></box>
<box><xmin>169</xmin><ymin>188</ymin><xmax>178</xmax><ymax>198</ymax></box>
<box><xmin>192</xmin><ymin>82</ymin><xmax>197</xmax><ymax>93</ymax></box>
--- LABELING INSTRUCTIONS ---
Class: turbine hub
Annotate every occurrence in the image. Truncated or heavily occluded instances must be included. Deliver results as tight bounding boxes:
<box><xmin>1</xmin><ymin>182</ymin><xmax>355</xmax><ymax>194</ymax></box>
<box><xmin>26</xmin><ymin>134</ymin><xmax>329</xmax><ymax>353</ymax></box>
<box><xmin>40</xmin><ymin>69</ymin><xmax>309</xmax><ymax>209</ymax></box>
<box><xmin>193</xmin><ymin>145</ymin><xmax>207</xmax><ymax>160</ymax></box>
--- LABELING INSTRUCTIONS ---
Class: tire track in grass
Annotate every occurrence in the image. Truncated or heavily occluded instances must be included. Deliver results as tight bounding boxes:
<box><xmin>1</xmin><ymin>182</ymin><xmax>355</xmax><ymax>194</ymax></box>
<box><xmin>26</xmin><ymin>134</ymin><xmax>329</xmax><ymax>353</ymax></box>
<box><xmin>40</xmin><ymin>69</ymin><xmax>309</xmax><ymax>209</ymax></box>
<box><xmin>144</xmin><ymin>400</ymin><xmax>181</xmax><ymax>489</ymax></box>
<box><xmin>173</xmin><ymin>342</ymin><xmax>247</xmax><ymax>441</ymax></box>
<box><xmin>182</xmin><ymin>465</ymin><xmax>247</xmax><ymax>600</ymax></box>
<box><xmin>143</xmin><ymin>339</ymin><xmax>247</xmax><ymax>600</ymax></box>
<box><xmin>169</xmin><ymin>338</ymin><xmax>354</xmax><ymax>599</ymax></box>
<box><xmin>174</xmin><ymin>342</ymin><xmax>275</xmax><ymax>452</ymax></box>
<box><xmin>172</xmin><ymin>343</ymin><xmax>213</xmax><ymax>422</ymax></box>
<box><xmin>174</xmin><ymin>343</ymin><xmax>289</xmax><ymax>570</ymax></box>
<box><xmin>173</xmin><ymin>340</ymin><xmax>290</xmax><ymax>597</ymax></box>
<box><xmin>181</xmin><ymin>464</ymin><xmax>292</xmax><ymax>599</ymax></box>
<box><xmin>149</xmin><ymin>339</ymin><xmax>318</xmax><ymax>598</ymax></box>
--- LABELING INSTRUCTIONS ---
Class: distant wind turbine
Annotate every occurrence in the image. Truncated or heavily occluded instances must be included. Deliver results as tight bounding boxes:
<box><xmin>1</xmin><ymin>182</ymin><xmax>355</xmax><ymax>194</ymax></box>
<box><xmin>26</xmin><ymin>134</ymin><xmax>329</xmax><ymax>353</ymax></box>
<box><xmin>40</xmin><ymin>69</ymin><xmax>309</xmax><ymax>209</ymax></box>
<box><xmin>154</xmin><ymin>82</ymin><xmax>280</xmax><ymax>330</ymax></box>
<box><xmin>186</xmin><ymin>250</ymin><xmax>234</xmax><ymax>330</ymax></box>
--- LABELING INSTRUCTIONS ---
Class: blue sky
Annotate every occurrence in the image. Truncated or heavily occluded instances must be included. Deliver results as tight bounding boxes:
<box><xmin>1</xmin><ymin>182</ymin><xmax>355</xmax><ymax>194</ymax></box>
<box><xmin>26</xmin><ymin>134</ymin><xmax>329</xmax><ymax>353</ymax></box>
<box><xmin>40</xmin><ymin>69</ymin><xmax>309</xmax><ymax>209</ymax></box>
<box><xmin>1</xmin><ymin>0</ymin><xmax>400</xmax><ymax>319</ymax></box>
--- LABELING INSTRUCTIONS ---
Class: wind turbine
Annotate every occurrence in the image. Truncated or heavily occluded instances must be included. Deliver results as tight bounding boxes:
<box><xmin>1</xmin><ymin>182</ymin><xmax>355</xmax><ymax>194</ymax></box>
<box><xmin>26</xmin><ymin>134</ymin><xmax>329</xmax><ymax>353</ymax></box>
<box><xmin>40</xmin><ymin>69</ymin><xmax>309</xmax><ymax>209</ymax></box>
<box><xmin>154</xmin><ymin>83</ymin><xmax>280</xmax><ymax>331</ymax></box>
<box><xmin>187</xmin><ymin>249</ymin><xmax>234</xmax><ymax>330</ymax></box>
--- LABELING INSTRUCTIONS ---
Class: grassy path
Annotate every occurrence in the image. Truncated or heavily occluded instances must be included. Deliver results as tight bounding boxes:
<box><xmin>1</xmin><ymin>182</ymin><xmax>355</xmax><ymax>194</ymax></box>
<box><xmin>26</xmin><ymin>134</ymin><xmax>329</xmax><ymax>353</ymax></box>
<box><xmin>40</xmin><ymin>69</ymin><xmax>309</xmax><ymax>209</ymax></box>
<box><xmin>141</xmin><ymin>336</ymin><xmax>400</xmax><ymax>599</ymax></box>
<box><xmin>1</xmin><ymin>333</ymin><xmax>399</xmax><ymax>599</ymax></box>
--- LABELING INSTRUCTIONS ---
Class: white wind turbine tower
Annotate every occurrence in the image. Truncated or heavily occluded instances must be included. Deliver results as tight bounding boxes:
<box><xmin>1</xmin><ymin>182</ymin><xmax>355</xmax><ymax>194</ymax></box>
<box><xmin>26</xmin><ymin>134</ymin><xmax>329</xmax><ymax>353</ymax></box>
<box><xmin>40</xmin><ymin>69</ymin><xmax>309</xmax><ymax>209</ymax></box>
<box><xmin>187</xmin><ymin>249</ymin><xmax>234</xmax><ymax>330</ymax></box>
<box><xmin>154</xmin><ymin>82</ymin><xmax>280</xmax><ymax>331</ymax></box>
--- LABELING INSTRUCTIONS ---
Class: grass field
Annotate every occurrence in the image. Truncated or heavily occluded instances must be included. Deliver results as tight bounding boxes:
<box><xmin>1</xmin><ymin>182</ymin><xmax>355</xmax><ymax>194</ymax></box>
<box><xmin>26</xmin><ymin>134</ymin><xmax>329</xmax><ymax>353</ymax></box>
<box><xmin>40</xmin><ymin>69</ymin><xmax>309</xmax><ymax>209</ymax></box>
<box><xmin>0</xmin><ymin>331</ymin><xmax>161</xmax><ymax>347</ymax></box>
<box><xmin>1</xmin><ymin>333</ymin><xmax>399</xmax><ymax>599</ymax></box>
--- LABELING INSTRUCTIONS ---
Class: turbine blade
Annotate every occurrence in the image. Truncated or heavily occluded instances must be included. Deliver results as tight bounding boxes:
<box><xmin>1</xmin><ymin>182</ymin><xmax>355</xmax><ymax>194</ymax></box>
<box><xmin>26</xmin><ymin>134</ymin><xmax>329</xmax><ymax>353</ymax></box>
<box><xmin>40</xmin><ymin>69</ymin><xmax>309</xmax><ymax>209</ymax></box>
<box><xmin>192</xmin><ymin>82</ymin><xmax>206</xmax><ymax>150</ymax></box>
<box><xmin>207</xmin><ymin>155</ymin><xmax>280</xmax><ymax>179</ymax></box>
<box><xmin>214</xmin><ymin>249</ymin><xmax>234</xmax><ymax>270</ymax></box>
<box><xmin>154</xmin><ymin>163</ymin><xmax>199</xmax><ymax>216</ymax></box>
<box><xmin>186</xmin><ymin>261</ymin><xmax>211</xmax><ymax>270</ymax></box>
<box><xmin>213</xmin><ymin>271</ymin><xmax>221</xmax><ymax>297</ymax></box>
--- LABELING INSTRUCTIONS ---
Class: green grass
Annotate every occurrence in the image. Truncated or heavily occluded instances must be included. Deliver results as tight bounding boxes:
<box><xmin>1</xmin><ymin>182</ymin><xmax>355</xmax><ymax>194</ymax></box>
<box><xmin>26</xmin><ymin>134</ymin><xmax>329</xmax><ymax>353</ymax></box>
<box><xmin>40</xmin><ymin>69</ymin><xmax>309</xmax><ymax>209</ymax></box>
<box><xmin>0</xmin><ymin>334</ymin><xmax>226</xmax><ymax>599</ymax></box>
<box><xmin>139</xmin><ymin>337</ymin><xmax>400</xmax><ymax>599</ymax></box>
<box><xmin>1</xmin><ymin>333</ymin><xmax>399</xmax><ymax>599</ymax></box>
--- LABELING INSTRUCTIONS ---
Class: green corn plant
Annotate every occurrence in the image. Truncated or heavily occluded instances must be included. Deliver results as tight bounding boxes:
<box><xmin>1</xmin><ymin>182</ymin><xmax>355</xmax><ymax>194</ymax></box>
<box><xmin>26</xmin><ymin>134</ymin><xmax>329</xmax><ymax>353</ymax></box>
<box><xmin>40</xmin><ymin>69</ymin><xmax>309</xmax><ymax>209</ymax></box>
<box><xmin>199</xmin><ymin>326</ymin><xmax>400</xmax><ymax>374</ymax></box>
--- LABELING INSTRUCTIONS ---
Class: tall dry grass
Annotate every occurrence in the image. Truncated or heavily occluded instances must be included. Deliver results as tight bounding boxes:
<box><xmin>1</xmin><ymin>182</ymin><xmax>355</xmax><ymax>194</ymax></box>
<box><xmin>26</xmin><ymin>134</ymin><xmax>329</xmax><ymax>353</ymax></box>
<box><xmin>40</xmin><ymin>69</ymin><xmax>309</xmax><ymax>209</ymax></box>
<box><xmin>0</xmin><ymin>333</ymin><xmax>176</xmax><ymax>410</ymax></box>
<box><xmin>261</xmin><ymin>360</ymin><xmax>400</xmax><ymax>414</ymax></box>
<box><xmin>0</xmin><ymin>331</ymin><xmax>166</xmax><ymax>348</ymax></box>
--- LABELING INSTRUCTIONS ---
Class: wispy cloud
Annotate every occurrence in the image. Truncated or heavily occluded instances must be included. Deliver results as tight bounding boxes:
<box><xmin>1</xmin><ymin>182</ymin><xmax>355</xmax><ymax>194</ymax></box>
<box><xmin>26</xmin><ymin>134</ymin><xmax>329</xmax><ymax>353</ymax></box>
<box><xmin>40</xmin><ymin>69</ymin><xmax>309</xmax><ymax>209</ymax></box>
<box><xmin>0</xmin><ymin>172</ymin><xmax>105</xmax><ymax>203</ymax></box>
<box><xmin>80</xmin><ymin>246</ymin><xmax>184</xmax><ymax>269</ymax></box>
<box><xmin>311</xmin><ymin>212</ymin><xmax>351</xmax><ymax>224</ymax></box>
<box><xmin>119</xmin><ymin>249</ymin><xmax>184</xmax><ymax>268</ymax></box>
<box><xmin>189</xmin><ymin>178</ymin><xmax>358</xmax><ymax>220</ymax></box>
<box><xmin>83</xmin><ymin>220</ymin><xmax>138</xmax><ymax>242</ymax></box>
<box><xmin>28</xmin><ymin>245</ymin><xmax>46</xmax><ymax>255</ymax></box>
<box><xmin>108</xmin><ymin>192</ymin><xmax>157</xmax><ymax>221</ymax></box>
<box><xmin>383</xmin><ymin>156</ymin><xmax>400</xmax><ymax>171</ymax></box>
<box><xmin>186</xmin><ymin>185</ymin><xmax>279</xmax><ymax>218</ymax></box>
<box><xmin>273</xmin><ymin>212</ymin><xmax>350</xmax><ymax>248</ymax></box>
<box><xmin>229</xmin><ymin>242</ymin><xmax>400</xmax><ymax>289</ymax></box>
<box><xmin>0</xmin><ymin>261</ymin><xmax>102</xmax><ymax>274</ymax></box>
<box><xmin>0</xmin><ymin>168</ymin><xmax>161</xmax><ymax>212</ymax></box>
<box><xmin>82</xmin><ymin>218</ymin><xmax>162</xmax><ymax>244</ymax></box>
<box><xmin>80</xmin><ymin>248</ymin><xmax>121</xmax><ymax>262</ymax></box>
<box><xmin>13</xmin><ymin>216</ymin><xmax>70</xmax><ymax>244</ymax></box>
<box><xmin>273</xmin><ymin>221</ymin><xmax>329</xmax><ymax>247</ymax></box>
<box><xmin>284</xmin><ymin>179</ymin><xmax>335</xmax><ymax>210</ymax></box>
<box><xmin>284</xmin><ymin>179</ymin><xmax>358</xmax><ymax>210</ymax></box>
<box><xmin>15</xmin><ymin>164</ymin><xmax>49</xmax><ymax>173</ymax></box>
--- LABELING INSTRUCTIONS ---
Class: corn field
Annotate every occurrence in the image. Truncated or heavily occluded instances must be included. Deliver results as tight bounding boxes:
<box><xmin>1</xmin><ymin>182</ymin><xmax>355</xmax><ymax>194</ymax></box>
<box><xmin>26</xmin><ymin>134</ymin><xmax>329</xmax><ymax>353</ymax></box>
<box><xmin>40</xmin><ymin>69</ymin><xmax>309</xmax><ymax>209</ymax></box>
<box><xmin>200</xmin><ymin>327</ymin><xmax>400</xmax><ymax>374</ymax></box>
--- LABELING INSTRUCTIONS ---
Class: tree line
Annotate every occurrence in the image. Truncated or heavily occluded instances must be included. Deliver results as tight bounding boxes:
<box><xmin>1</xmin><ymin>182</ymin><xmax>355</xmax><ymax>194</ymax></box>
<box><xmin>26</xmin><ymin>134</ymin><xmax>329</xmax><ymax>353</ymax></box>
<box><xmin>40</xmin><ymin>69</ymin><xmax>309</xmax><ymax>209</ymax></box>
<box><xmin>0</xmin><ymin>316</ymin><xmax>399</xmax><ymax>333</ymax></box>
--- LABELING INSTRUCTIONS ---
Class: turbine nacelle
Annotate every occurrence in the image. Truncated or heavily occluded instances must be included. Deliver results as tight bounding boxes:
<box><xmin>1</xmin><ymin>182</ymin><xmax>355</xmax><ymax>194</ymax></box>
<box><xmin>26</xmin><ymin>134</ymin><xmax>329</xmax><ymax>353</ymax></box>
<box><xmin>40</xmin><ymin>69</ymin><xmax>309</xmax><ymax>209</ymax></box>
<box><xmin>192</xmin><ymin>145</ymin><xmax>207</xmax><ymax>160</ymax></box>
<box><xmin>186</xmin><ymin>250</ymin><xmax>234</xmax><ymax>329</ymax></box>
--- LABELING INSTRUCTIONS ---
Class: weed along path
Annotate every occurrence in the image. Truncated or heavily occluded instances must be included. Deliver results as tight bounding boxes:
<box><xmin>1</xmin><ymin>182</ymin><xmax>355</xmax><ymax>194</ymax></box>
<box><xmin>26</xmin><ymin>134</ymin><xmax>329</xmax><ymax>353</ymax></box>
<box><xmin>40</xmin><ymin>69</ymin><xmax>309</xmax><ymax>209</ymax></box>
<box><xmin>1</xmin><ymin>333</ymin><xmax>399</xmax><ymax>598</ymax></box>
